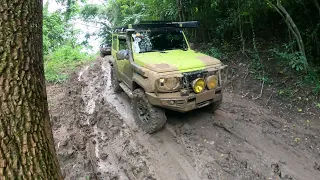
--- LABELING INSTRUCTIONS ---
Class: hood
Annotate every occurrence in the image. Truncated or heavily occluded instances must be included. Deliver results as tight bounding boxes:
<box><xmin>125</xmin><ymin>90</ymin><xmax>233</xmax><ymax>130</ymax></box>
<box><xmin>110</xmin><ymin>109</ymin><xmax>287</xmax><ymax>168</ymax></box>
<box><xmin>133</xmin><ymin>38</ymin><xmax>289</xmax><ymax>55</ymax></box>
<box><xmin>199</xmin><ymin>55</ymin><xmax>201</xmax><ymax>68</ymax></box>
<box><xmin>134</xmin><ymin>50</ymin><xmax>221</xmax><ymax>73</ymax></box>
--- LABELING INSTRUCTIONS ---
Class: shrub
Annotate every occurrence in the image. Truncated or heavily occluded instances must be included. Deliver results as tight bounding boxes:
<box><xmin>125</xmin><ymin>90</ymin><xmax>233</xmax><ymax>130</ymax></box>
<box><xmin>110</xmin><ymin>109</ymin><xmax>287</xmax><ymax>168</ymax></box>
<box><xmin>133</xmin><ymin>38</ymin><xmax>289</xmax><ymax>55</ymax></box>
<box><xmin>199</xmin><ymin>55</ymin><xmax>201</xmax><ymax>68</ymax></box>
<box><xmin>44</xmin><ymin>44</ymin><xmax>93</xmax><ymax>83</ymax></box>
<box><xmin>205</xmin><ymin>47</ymin><xmax>223</xmax><ymax>59</ymax></box>
<box><xmin>270</xmin><ymin>48</ymin><xmax>307</xmax><ymax>72</ymax></box>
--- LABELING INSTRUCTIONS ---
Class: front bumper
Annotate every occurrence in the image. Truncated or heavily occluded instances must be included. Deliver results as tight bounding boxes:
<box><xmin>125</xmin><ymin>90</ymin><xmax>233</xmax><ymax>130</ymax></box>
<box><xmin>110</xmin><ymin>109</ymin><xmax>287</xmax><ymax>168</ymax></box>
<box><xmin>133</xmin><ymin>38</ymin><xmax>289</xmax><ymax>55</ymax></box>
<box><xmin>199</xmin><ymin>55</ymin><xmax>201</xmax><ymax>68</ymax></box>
<box><xmin>100</xmin><ymin>48</ymin><xmax>111</xmax><ymax>55</ymax></box>
<box><xmin>146</xmin><ymin>88</ymin><xmax>222</xmax><ymax>112</ymax></box>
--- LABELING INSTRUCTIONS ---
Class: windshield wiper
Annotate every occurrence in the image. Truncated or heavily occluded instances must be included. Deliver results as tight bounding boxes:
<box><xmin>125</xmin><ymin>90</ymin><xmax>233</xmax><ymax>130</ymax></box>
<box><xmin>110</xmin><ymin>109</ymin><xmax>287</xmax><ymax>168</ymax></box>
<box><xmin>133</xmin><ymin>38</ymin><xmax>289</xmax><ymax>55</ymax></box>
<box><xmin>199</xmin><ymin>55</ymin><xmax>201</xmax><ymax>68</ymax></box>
<box><xmin>141</xmin><ymin>50</ymin><xmax>158</xmax><ymax>53</ymax></box>
<box><xmin>163</xmin><ymin>47</ymin><xmax>187</xmax><ymax>51</ymax></box>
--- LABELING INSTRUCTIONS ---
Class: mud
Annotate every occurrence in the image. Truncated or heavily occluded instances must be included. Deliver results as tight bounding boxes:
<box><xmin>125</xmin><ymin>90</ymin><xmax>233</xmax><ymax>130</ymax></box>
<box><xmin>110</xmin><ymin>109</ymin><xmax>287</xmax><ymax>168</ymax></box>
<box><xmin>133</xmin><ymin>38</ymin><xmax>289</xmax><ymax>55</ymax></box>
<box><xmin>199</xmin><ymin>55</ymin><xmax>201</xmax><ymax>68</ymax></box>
<box><xmin>47</xmin><ymin>57</ymin><xmax>320</xmax><ymax>180</ymax></box>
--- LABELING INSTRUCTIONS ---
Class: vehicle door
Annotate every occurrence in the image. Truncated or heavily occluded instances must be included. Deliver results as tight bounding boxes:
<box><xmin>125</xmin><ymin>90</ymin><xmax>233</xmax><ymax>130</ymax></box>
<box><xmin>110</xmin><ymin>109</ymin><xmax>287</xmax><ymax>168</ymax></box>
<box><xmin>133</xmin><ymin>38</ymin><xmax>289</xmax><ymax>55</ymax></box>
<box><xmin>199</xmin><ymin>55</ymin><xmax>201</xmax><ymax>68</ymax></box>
<box><xmin>111</xmin><ymin>34</ymin><xmax>118</xmax><ymax>60</ymax></box>
<box><xmin>117</xmin><ymin>36</ymin><xmax>133</xmax><ymax>87</ymax></box>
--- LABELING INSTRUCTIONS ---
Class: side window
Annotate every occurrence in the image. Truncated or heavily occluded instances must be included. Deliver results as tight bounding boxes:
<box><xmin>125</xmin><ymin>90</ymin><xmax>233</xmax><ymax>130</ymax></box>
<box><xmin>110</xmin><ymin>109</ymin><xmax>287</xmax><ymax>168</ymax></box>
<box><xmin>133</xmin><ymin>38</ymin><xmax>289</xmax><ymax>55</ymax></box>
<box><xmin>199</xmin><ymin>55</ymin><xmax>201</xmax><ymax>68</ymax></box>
<box><xmin>119</xmin><ymin>39</ymin><xmax>127</xmax><ymax>50</ymax></box>
<box><xmin>112</xmin><ymin>35</ymin><xmax>117</xmax><ymax>50</ymax></box>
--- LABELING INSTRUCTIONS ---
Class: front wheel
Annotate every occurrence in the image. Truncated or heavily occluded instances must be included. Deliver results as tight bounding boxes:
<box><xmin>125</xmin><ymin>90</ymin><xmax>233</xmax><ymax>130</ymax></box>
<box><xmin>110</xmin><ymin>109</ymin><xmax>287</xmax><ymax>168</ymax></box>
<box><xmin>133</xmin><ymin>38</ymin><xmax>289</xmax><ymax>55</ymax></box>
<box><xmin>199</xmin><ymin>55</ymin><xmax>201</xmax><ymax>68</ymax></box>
<box><xmin>132</xmin><ymin>89</ymin><xmax>167</xmax><ymax>133</ymax></box>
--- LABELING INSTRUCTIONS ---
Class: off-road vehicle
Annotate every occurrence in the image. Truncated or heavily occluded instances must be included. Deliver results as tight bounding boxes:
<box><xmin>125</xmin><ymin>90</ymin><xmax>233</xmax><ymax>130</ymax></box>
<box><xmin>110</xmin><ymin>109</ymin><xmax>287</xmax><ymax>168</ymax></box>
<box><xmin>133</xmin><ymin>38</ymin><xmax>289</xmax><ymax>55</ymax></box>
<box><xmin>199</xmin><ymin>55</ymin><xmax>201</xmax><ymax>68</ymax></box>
<box><xmin>109</xmin><ymin>21</ymin><xmax>227</xmax><ymax>133</ymax></box>
<box><xmin>100</xmin><ymin>44</ymin><xmax>111</xmax><ymax>57</ymax></box>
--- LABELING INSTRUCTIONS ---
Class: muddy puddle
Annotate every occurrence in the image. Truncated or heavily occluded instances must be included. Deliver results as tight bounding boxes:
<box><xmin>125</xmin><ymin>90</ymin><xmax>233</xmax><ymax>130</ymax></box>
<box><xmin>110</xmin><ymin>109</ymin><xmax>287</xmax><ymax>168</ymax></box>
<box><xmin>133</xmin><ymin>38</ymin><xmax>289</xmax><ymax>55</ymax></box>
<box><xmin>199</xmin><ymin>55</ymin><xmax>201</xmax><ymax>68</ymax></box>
<box><xmin>47</xmin><ymin>56</ymin><xmax>320</xmax><ymax>180</ymax></box>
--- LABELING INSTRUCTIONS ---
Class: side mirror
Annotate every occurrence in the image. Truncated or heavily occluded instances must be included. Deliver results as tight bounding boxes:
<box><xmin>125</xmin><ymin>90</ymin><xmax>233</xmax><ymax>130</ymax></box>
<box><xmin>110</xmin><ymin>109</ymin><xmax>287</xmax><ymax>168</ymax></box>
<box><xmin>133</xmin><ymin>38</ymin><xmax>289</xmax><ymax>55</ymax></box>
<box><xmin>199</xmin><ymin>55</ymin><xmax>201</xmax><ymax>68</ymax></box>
<box><xmin>116</xmin><ymin>50</ymin><xmax>129</xmax><ymax>60</ymax></box>
<box><xmin>189</xmin><ymin>43</ymin><xmax>195</xmax><ymax>50</ymax></box>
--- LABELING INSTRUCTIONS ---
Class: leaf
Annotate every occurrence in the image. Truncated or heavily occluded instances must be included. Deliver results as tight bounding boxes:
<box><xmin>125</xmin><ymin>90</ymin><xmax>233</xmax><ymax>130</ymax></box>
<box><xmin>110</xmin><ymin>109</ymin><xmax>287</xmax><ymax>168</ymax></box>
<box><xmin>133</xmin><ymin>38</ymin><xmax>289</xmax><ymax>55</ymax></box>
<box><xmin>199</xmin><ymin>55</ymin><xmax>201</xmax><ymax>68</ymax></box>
<box><xmin>241</xmin><ymin>12</ymin><xmax>250</xmax><ymax>16</ymax></box>
<box><xmin>279</xmin><ymin>90</ymin><xmax>285</xmax><ymax>95</ymax></box>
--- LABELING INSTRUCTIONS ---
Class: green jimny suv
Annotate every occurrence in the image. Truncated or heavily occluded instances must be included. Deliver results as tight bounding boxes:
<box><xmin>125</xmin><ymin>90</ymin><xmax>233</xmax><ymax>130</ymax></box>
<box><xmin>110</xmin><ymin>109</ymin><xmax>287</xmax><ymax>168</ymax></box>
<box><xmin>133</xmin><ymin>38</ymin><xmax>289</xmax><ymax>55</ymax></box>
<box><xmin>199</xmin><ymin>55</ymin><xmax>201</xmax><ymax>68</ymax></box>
<box><xmin>109</xmin><ymin>21</ymin><xmax>227</xmax><ymax>133</ymax></box>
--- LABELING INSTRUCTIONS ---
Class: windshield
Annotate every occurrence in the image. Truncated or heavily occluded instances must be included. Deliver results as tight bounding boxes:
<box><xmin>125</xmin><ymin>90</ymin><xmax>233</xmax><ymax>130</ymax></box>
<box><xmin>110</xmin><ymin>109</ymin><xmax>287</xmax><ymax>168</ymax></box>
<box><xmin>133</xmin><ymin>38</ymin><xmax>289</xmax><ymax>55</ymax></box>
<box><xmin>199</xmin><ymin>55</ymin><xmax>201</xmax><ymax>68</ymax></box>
<box><xmin>132</xmin><ymin>29</ymin><xmax>188</xmax><ymax>53</ymax></box>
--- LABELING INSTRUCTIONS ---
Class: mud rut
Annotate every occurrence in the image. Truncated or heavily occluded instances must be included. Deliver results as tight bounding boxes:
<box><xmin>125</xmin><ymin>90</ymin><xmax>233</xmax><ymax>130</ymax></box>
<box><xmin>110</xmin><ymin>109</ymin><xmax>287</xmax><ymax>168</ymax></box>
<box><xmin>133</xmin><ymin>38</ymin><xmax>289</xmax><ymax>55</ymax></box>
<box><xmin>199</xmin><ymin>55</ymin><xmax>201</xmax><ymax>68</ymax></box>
<box><xmin>49</xmin><ymin>57</ymin><xmax>320</xmax><ymax>180</ymax></box>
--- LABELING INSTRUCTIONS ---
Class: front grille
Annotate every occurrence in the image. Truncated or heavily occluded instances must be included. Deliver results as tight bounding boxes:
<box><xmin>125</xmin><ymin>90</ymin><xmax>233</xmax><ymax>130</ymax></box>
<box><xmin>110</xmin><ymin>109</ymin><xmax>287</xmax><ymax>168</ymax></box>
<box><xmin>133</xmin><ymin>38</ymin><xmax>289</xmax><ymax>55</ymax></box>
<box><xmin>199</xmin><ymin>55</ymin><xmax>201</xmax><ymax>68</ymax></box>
<box><xmin>182</xmin><ymin>70</ymin><xmax>208</xmax><ymax>91</ymax></box>
<box><xmin>197</xmin><ymin>101</ymin><xmax>210</xmax><ymax>108</ymax></box>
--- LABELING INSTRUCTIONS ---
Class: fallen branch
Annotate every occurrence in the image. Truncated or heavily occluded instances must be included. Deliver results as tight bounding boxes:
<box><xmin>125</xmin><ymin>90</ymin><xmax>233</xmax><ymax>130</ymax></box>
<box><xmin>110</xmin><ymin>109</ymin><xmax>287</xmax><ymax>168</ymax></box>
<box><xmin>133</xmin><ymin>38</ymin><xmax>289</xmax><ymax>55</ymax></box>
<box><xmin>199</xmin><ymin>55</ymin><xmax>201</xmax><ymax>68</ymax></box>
<box><xmin>265</xmin><ymin>90</ymin><xmax>275</xmax><ymax>106</ymax></box>
<box><xmin>241</xmin><ymin>92</ymin><xmax>249</xmax><ymax>99</ymax></box>
<box><xmin>241</xmin><ymin>67</ymin><xmax>249</xmax><ymax>96</ymax></box>
<box><xmin>253</xmin><ymin>72</ymin><xmax>265</xmax><ymax>100</ymax></box>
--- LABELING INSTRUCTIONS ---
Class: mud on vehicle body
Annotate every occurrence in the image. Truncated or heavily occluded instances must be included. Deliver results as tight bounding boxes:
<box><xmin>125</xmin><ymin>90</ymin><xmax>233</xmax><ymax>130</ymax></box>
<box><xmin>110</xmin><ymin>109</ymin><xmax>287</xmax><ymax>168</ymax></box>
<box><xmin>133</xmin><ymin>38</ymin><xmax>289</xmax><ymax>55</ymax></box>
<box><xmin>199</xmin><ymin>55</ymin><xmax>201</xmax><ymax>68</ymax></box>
<box><xmin>109</xmin><ymin>21</ymin><xmax>227</xmax><ymax>133</ymax></box>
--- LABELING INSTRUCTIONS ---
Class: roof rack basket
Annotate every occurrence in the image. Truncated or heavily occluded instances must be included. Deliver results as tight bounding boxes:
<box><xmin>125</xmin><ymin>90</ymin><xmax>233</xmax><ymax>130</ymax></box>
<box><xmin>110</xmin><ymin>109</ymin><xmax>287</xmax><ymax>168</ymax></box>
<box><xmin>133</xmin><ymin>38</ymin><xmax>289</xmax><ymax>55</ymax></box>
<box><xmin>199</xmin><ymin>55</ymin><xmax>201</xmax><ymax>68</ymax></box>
<box><xmin>114</xmin><ymin>21</ymin><xmax>200</xmax><ymax>32</ymax></box>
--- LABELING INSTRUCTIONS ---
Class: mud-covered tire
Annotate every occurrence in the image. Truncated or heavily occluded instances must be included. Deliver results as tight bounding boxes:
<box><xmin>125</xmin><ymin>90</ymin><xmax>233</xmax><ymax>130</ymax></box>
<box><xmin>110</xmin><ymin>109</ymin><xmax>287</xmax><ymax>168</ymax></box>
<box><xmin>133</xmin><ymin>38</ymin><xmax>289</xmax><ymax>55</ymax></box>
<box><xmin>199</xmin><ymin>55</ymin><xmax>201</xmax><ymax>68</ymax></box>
<box><xmin>205</xmin><ymin>98</ymin><xmax>222</xmax><ymax>112</ymax></box>
<box><xmin>111</xmin><ymin>67</ymin><xmax>122</xmax><ymax>93</ymax></box>
<box><xmin>132</xmin><ymin>89</ymin><xmax>167</xmax><ymax>133</ymax></box>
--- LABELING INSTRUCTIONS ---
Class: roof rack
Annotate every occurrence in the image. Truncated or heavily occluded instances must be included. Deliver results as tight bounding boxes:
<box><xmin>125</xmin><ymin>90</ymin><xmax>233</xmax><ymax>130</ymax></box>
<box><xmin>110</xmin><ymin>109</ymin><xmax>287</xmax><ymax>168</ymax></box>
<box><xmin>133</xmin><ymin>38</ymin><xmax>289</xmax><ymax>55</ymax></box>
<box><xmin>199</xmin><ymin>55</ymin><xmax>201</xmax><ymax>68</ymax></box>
<box><xmin>114</xmin><ymin>21</ymin><xmax>200</xmax><ymax>32</ymax></box>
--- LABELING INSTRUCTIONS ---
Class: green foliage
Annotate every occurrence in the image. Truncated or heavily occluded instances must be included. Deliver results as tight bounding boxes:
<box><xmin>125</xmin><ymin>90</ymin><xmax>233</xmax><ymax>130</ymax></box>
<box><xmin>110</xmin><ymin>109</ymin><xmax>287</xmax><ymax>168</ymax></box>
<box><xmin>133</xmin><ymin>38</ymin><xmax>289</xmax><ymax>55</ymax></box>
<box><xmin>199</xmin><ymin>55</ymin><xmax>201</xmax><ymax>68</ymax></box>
<box><xmin>80</xmin><ymin>4</ymin><xmax>112</xmax><ymax>44</ymax></box>
<box><xmin>303</xmin><ymin>70</ymin><xmax>320</xmax><ymax>94</ymax></box>
<box><xmin>44</xmin><ymin>45</ymin><xmax>93</xmax><ymax>83</ymax></box>
<box><xmin>56</xmin><ymin>0</ymin><xmax>85</xmax><ymax>20</ymax></box>
<box><xmin>315</xmin><ymin>83</ymin><xmax>320</xmax><ymax>95</ymax></box>
<box><xmin>271</xmin><ymin>49</ymin><xmax>307</xmax><ymax>72</ymax></box>
<box><xmin>278</xmin><ymin>88</ymin><xmax>296</xmax><ymax>98</ymax></box>
<box><xmin>105</xmin><ymin>0</ymin><xmax>146</xmax><ymax>26</ymax></box>
<box><xmin>204</xmin><ymin>47</ymin><xmax>223</xmax><ymax>59</ymax></box>
<box><xmin>43</xmin><ymin>4</ymin><xmax>65</xmax><ymax>54</ymax></box>
<box><xmin>43</xmin><ymin>3</ymin><xmax>94</xmax><ymax>83</ymax></box>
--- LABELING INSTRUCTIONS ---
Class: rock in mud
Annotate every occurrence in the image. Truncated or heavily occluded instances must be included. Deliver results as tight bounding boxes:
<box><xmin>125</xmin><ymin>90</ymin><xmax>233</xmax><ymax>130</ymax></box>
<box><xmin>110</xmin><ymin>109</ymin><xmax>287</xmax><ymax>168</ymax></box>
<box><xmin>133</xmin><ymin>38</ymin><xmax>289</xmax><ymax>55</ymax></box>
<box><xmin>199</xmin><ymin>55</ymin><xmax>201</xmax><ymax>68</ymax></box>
<box><xmin>58</xmin><ymin>149</ymin><xmax>75</xmax><ymax>161</ymax></box>
<box><xmin>314</xmin><ymin>162</ymin><xmax>320</xmax><ymax>171</ymax></box>
<box><xmin>180</xmin><ymin>123</ymin><xmax>193</xmax><ymax>135</ymax></box>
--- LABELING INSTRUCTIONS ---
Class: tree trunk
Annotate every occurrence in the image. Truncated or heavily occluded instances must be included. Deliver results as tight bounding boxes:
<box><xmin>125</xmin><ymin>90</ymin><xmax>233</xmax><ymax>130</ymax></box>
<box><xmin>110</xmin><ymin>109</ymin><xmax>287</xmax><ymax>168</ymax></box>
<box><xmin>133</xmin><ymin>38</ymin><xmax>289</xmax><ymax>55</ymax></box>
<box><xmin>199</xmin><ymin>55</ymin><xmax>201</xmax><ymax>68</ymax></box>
<box><xmin>266</xmin><ymin>0</ymin><xmax>308</xmax><ymax>70</ymax></box>
<box><xmin>276</xmin><ymin>0</ymin><xmax>306</xmax><ymax>56</ymax></box>
<box><xmin>238</xmin><ymin>0</ymin><xmax>245</xmax><ymax>54</ymax></box>
<box><xmin>314</xmin><ymin>0</ymin><xmax>320</xmax><ymax>17</ymax></box>
<box><xmin>0</xmin><ymin>0</ymin><xmax>62</xmax><ymax>179</ymax></box>
<box><xmin>176</xmin><ymin>0</ymin><xmax>182</xmax><ymax>21</ymax></box>
<box><xmin>176</xmin><ymin>0</ymin><xmax>185</xmax><ymax>21</ymax></box>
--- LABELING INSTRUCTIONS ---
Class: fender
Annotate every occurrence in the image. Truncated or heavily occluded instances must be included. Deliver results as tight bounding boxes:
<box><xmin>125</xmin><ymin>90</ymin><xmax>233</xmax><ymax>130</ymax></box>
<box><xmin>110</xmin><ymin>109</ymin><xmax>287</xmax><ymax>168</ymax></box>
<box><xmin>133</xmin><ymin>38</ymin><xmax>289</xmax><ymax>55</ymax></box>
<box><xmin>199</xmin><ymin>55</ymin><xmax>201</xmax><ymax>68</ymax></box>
<box><xmin>132</xmin><ymin>73</ymin><xmax>154</xmax><ymax>92</ymax></box>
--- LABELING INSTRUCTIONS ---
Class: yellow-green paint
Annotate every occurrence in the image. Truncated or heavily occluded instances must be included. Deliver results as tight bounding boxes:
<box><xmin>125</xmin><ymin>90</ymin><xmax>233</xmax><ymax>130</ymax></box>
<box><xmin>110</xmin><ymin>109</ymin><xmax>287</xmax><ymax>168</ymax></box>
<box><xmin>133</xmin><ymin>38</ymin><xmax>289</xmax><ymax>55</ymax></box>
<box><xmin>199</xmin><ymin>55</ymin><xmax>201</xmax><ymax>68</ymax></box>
<box><xmin>133</xmin><ymin>50</ymin><xmax>219</xmax><ymax>73</ymax></box>
<box><xmin>112</xmin><ymin>34</ymin><xmax>127</xmax><ymax>72</ymax></box>
<box><xmin>112</xmin><ymin>30</ymin><xmax>221</xmax><ymax>73</ymax></box>
<box><xmin>182</xmin><ymin>31</ymin><xmax>191</xmax><ymax>50</ymax></box>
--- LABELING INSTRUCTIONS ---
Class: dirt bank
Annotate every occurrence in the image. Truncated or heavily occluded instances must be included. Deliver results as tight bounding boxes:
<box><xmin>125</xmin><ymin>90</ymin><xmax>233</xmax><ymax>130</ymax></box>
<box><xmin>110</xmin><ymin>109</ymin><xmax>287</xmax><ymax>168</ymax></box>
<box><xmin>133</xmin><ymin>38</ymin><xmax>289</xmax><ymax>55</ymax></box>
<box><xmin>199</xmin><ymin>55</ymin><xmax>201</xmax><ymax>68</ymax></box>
<box><xmin>47</xmin><ymin>57</ymin><xmax>320</xmax><ymax>180</ymax></box>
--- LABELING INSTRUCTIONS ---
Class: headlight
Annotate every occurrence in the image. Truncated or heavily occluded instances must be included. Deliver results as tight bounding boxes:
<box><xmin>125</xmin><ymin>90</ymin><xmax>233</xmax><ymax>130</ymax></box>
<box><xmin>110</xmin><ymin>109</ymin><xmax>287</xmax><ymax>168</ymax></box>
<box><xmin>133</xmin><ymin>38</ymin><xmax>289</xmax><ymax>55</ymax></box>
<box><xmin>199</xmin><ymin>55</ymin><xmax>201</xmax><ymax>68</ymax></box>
<box><xmin>157</xmin><ymin>77</ymin><xmax>180</xmax><ymax>91</ymax></box>
<box><xmin>192</xmin><ymin>78</ymin><xmax>205</xmax><ymax>93</ymax></box>
<box><xmin>206</xmin><ymin>75</ymin><xmax>218</xmax><ymax>89</ymax></box>
<box><xmin>165</xmin><ymin>77</ymin><xmax>180</xmax><ymax>89</ymax></box>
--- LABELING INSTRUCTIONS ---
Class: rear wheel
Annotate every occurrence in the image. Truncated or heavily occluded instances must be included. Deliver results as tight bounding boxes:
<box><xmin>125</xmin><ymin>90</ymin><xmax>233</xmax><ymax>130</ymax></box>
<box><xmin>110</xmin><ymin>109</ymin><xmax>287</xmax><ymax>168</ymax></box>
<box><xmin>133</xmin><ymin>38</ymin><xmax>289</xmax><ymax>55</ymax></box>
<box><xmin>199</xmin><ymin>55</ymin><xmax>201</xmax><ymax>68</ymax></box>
<box><xmin>132</xmin><ymin>89</ymin><xmax>167</xmax><ymax>133</ymax></box>
<box><xmin>111</xmin><ymin>67</ymin><xmax>122</xmax><ymax>93</ymax></box>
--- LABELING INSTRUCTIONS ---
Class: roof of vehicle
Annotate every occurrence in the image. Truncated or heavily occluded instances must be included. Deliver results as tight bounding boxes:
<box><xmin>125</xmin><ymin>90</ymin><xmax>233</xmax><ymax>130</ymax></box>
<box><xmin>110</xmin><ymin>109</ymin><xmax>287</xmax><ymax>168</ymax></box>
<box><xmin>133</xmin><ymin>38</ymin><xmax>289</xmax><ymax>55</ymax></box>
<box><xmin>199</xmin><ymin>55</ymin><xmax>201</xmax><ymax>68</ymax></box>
<box><xmin>113</xmin><ymin>21</ymin><xmax>200</xmax><ymax>33</ymax></box>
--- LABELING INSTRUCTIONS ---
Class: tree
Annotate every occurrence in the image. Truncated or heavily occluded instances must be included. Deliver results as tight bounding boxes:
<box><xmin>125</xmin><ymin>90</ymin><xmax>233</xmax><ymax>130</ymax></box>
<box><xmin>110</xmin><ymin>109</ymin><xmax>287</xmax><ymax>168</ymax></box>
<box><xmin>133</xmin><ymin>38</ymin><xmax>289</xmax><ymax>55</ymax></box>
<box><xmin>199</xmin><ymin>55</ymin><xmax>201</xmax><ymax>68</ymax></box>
<box><xmin>43</xmin><ymin>2</ymin><xmax>66</xmax><ymax>55</ymax></box>
<box><xmin>267</xmin><ymin>0</ymin><xmax>308</xmax><ymax>70</ymax></box>
<box><xmin>0</xmin><ymin>0</ymin><xmax>62</xmax><ymax>179</ymax></box>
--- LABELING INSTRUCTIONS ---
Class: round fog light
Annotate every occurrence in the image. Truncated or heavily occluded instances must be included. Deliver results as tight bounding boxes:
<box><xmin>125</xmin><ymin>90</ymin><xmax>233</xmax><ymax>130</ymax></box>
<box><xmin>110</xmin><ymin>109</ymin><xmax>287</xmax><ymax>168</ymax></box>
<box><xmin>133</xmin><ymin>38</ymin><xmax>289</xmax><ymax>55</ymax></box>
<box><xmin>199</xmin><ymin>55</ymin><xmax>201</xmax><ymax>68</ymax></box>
<box><xmin>206</xmin><ymin>75</ymin><xmax>218</xmax><ymax>89</ymax></box>
<box><xmin>192</xmin><ymin>78</ymin><xmax>205</xmax><ymax>93</ymax></box>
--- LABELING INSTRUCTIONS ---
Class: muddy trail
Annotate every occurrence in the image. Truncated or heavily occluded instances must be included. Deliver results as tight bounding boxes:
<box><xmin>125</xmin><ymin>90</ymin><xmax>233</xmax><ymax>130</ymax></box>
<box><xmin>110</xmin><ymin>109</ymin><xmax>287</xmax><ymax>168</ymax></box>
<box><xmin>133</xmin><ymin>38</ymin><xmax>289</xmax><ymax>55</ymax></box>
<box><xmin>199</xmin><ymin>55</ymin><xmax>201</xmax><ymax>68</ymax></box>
<box><xmin>47</xmin><ymin>57</ymin><xmax>320</xmax><ymax>180</ymax></box>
